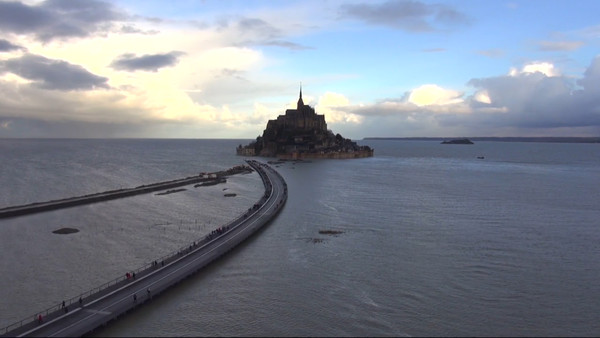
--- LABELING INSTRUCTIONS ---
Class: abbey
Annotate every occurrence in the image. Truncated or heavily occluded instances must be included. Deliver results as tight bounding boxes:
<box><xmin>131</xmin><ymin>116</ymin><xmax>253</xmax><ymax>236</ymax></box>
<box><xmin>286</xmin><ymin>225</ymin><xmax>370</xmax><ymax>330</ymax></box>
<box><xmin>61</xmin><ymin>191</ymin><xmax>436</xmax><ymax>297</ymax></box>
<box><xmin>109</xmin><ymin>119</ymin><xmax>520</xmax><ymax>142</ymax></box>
<box><xmin>273</xmin><ymin>87</ymin><xmax>327</xmax><ymax>132</ymax></box>
<box><xmin>237</xmin><ymin>87</ymin><xmax>373</xmax><ymax>159</ymax></box>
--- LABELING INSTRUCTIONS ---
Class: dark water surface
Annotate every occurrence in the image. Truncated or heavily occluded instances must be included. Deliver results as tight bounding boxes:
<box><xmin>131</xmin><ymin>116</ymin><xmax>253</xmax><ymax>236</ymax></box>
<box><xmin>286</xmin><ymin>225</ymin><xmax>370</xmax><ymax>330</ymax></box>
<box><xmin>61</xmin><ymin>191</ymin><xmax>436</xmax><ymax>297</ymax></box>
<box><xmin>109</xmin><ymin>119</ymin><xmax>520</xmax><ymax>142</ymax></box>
<box><xmin>1</xmin><ymin>139</ymin><xmax>599</xmax><ymax>336</ymax></box>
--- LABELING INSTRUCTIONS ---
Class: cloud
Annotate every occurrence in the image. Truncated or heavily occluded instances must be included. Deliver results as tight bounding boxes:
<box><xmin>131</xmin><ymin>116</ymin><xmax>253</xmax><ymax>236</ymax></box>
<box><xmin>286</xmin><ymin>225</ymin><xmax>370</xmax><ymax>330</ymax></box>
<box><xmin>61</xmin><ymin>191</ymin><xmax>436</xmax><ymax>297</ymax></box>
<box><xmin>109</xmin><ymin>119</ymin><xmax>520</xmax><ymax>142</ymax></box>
<box><xmin>0</xmin><ymin>54</ymin><xmax>109</xmax><ymax>91</ymax></box>
<box><xmin>408</xmin><ymin>84</ymin><xmax>463</xmax><ymax>106</ymax></box>
<box><xmin>217</xmin><ymin>17</ymin><xmax>312</xmax><ymax>50</ymax></box>
<box><xmin>119</xmin><ymin>24</ymin><xmax>159</xmax><ymax>35</ymax></box>
<box><xmin>333</xmin><ymin>58</ymin><xmax>600</xmax><ymax>137</ymax></box>
<box><xmin>0</xmin><ymin>72</ymin><xmax>253</xmax><ymax>138</ymax></box>
<box><xmin>579</xmin><ymin>25</ymin><xmax>600</xmax><ymax>39</ymax></box>
<box><xmin>538</xmin><ymin>40</ymin><xmax>584</xmax><ymax>51</ymax></box>
<box><xmin>476</xmin><ymin>48</ymin><xmax>504</xmax><ymax>58</ymax></box>
<box><xmin>110</xmin><ymin>51</ymin><xmax>186</xmax><ymax>72</ymax></box>
<box><xmin>0</xmin><ymin>39</ymin><xmax>26</xmax><ymax>52</ymax></box>
<box><xmin>338</xmin><ymin>0</ymin><xmax>470</xmax><ymax>32</ymax></box>
<box><xmin>0</xmin><ymin>0</ymin><xmax>125</xmax><ymax>42</ymax></box>
<box><xmin>262</xmin><ymin>40</ymin><xmax>313</xmax><ymax>50</ymax></box>
<box><xmin>509</xmin><ymin>61</ymin><xmax>559</xmax><ymax>77</ymax></box>
<box><xmin>316</xmin><ymin>92</ymin><xmax>363</xmax><ymax>124</ymax></box>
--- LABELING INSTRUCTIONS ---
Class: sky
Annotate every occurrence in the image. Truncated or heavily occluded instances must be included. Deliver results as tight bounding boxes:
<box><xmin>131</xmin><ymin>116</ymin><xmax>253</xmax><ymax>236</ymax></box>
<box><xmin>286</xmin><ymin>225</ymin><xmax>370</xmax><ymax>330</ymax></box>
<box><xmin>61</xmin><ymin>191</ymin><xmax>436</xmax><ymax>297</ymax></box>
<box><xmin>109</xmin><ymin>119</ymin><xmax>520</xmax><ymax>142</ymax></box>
<box><xmin>0</xmin><ymin>0</ymin><xmax>599</xmax><ymax>139</ymax></box>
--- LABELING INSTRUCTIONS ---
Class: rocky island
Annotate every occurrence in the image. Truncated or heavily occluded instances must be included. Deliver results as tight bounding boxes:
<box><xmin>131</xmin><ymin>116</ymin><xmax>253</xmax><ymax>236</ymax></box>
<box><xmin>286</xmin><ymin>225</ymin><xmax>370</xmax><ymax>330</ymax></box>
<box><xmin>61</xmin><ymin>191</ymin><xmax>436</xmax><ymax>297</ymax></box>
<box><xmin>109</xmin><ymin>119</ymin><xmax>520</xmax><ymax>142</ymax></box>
<box><xmin>441</xmin><ymin>138</ymin><xmax>474</xmax><ymax>144</ymax></box>
<box><xmin>237</xmin><ymin>87</ymin><xmax>373</xmax><ymax>159</ymax></box>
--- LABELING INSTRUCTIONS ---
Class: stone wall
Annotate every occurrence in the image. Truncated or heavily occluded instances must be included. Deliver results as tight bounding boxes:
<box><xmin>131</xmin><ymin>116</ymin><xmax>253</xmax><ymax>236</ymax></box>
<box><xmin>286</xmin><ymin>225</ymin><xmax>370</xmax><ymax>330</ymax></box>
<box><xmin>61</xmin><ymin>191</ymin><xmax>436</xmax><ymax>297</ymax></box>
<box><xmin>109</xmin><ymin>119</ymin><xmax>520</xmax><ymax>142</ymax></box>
<box><xmin>276</xmin><ymin>149</ymin><xmax>374</xmax><ymax>160</ymax></box>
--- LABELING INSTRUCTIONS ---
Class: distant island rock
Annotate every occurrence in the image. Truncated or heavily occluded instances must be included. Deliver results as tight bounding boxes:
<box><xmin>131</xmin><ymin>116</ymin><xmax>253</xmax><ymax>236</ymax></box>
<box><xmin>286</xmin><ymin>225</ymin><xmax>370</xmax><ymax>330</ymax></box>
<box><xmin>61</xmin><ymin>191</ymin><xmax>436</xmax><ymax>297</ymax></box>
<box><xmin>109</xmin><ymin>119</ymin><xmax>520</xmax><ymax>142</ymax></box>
<box><xmin>441</xmin><ymin>138</ymin><xmax>474</xmax><ymax>144</ymax></box>
<box><xmin>237</xmin><ymin>87</ymin><xmax>373</xmax><ymax>159</ymax></box>
<box><xmin>53</xmin><ymin>227</ymin><xmax>79</xmax><ymax>235</ymax></box>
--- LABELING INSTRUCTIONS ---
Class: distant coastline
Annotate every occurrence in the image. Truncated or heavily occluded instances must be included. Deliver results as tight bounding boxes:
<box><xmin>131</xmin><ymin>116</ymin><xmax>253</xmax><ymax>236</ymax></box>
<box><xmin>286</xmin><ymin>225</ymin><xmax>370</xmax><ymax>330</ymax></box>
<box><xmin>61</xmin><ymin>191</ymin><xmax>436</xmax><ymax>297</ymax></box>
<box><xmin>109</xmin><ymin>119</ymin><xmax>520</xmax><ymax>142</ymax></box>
<box><xmin>364</xmin><ymin>137</ymin><xmax>600</xmax><ymax>143</ymax></box>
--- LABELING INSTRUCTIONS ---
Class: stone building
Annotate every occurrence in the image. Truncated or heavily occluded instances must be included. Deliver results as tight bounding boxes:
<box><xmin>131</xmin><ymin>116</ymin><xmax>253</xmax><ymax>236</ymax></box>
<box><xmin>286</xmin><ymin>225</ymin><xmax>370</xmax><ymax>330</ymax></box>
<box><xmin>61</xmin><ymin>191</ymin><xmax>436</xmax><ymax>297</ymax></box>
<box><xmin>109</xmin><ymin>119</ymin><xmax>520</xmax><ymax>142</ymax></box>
<box><xmin>237</xmin><ymin>87</ymin><xmax>373</xmax><ymax>159</ymax></box>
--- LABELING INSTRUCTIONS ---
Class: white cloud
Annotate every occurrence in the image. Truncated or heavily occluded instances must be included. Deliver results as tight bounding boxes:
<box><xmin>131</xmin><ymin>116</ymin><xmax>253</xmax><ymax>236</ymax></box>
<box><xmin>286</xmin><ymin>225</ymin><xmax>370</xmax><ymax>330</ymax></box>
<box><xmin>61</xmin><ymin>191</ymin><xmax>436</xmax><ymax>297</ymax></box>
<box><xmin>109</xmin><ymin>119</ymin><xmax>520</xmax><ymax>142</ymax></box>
<box><xmin>316</xmin><ymin>92</ymin><xmax>363</xmax><ymax>124</ymax></box>
<box><xmin>473</xmin><ymin>90</ymin><xmax>491</xmax><ymax>104</ymax></box>
<box><xmin>331</xmin><ymin>58</ymin><xmax>600</xmax><ymax>137</ymax></box>
<box><xmin>407</xmin><ymin>84</ymin><xmax>463</xmax><ymax>106</ymax></box>
<box><xmin>509</xmin><ymin>61</ymin><xmax>559</xmax><ymax>77</ymax></box>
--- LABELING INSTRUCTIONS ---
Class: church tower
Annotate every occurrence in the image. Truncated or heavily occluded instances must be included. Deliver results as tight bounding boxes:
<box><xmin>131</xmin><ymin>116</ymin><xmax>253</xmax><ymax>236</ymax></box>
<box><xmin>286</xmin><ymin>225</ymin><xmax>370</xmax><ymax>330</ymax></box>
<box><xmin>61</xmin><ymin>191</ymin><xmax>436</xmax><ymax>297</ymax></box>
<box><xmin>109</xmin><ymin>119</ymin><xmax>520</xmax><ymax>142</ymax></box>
<box><xmin>297</xmin><ymin>84</ymin><xmax>304</xmax><ymax>110</ymax></box>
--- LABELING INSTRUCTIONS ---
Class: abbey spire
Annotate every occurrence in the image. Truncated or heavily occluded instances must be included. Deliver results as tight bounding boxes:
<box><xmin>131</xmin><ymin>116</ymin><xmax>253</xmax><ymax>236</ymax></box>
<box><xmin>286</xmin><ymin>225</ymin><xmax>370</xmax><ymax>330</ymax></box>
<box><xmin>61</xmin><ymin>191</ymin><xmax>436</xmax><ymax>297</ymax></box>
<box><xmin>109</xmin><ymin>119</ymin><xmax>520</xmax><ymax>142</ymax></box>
<box><xmin>297</xmin><ymin>83</ymin><xmax>304</xmax><ymax>109</ymax></box>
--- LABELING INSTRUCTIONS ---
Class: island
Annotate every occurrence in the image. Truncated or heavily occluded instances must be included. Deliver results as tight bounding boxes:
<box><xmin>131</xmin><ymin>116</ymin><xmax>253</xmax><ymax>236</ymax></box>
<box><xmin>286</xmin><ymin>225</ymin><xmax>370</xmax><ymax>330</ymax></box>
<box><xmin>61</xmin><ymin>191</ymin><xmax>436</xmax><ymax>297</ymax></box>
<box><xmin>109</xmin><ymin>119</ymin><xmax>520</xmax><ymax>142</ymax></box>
<box><xmin>237</xmin><ymin>87</ymin><xmax>373</xmax><ymax>159</ymax></box>
<box><xmin>441</xmin><ymin>138</ymin><xmax>474</xmax><ymax>144</ymax></box>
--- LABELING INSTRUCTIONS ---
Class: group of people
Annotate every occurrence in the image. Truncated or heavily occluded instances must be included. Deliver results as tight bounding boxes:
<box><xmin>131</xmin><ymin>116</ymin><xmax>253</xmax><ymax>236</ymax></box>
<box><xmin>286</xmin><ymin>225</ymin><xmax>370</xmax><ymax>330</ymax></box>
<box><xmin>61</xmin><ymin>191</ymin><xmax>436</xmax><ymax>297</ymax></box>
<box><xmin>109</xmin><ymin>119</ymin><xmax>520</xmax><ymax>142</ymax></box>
<box><xmin>205</xmin><ymin>225</ymin><xmax>230</xmax><ymax>241</ymax></box>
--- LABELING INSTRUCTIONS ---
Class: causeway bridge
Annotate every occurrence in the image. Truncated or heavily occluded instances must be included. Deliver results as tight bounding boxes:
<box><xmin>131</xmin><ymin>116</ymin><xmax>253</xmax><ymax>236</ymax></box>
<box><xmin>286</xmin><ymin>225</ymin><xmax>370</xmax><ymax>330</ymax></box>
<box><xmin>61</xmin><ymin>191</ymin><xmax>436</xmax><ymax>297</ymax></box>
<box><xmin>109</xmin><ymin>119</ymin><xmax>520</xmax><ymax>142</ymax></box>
<box><xmin>1</xmin><ymin>160</ymin><xmax>287</xmax><ymax>337</ymax></box>
<box><xmin>0</xmin><ymin>165</ymin><xmax>251</xmax><ymax>219</ymax></box>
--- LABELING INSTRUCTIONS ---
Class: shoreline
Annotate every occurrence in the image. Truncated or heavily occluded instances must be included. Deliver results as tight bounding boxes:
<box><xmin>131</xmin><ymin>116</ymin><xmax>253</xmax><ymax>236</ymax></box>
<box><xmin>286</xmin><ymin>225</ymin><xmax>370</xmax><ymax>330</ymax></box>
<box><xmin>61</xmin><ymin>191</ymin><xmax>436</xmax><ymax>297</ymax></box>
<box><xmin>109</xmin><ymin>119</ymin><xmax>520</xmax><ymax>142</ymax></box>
<box><xmin>364</xmin><ymin>137</ymin><xmax>600</xmax><ymax>143</ymax></box>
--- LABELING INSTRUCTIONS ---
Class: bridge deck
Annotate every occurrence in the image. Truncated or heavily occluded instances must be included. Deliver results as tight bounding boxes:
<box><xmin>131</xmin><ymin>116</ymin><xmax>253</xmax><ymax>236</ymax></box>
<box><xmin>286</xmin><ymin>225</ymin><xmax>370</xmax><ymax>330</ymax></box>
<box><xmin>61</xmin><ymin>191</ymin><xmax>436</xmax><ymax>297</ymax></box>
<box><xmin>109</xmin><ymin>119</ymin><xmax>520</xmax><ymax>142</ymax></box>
<box><xmin>0</xmin><ymin>166</ymin><xmax>251</xmax><ymax>219</ymax></box>
<box><xmin>2</xmin><ymin>160</ymin><xmax>287</xmax><ymax>337</ymax></box>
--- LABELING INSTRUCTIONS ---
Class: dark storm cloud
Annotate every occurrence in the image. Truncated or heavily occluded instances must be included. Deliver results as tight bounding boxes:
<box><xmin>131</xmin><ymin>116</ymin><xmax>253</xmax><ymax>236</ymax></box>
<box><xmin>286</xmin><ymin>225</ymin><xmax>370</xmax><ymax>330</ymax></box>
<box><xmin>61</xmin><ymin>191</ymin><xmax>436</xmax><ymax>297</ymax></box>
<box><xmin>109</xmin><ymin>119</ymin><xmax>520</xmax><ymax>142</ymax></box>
<box><xmin>0</xmin><ymin>39</ymin><xmax>26</xmax><ymax>52</ymax></box>
<box><xmin>110</xmin><ymin>51</ymin><xmax>186</xmax><ymax>72</ymax></box>
<box><xmin>0</xmin><ymin>0</ymin><xmax>125</xmax><ymax>42</ymax></box>
<box><xmin>338</xmin><ymin>0</ymin><xmax>470</xmax><ymax>32</ymax></box>
<box><xmin>466</xmin><ymin>62</ymin><xmax>600</xmax><ymax>129</ymax></box>
<box><xmin>0</xmin><ymin>54</ymin><xmax>109</xmax><ymax>91</ymax></box>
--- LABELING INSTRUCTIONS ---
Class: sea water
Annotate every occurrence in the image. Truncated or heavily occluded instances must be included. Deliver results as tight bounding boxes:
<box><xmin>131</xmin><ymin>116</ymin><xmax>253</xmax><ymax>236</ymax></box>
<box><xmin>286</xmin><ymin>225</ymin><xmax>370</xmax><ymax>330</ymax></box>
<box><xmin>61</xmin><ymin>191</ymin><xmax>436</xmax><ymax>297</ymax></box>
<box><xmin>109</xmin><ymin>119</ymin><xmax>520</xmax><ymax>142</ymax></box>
<box><xmin>0</xmin><ymin>139</ymin><xmax>599</xmax><ymax>336</ymax></box>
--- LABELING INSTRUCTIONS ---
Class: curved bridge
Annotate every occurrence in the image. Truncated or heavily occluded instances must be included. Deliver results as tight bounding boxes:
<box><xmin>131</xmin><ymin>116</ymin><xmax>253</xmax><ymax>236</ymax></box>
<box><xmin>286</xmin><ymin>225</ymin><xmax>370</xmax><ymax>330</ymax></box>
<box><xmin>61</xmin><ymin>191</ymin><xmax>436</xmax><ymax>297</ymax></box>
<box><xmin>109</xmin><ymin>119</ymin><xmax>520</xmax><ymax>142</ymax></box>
<box><xmin>2</xmin><ymin>160</ymin><xmax>287</xmax><ymax>337</ymax></box>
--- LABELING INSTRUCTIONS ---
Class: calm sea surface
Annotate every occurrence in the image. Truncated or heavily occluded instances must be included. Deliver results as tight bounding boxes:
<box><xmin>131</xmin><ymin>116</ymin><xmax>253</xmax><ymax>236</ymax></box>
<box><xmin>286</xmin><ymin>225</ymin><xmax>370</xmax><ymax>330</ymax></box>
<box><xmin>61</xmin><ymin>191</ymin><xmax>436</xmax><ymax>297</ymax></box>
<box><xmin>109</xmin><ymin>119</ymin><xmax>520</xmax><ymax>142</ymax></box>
<box><xmin>0</xmin><ymin>139</ymin><xmax>599</xmax><ymax>336</ymax></box>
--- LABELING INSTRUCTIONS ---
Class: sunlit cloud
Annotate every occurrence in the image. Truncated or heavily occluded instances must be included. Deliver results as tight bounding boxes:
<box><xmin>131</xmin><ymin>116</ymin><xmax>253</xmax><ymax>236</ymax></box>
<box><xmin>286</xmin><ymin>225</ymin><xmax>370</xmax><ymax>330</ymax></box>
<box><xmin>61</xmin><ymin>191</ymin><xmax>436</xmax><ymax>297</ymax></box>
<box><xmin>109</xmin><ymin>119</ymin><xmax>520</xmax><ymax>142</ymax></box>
<box><xmin>316</xmin><ymin>92</ymin><xmax>363</xmax><ymax>124</ymax></box>
<box><xmin>509</xmin><ymin>61</ymin><xmax>559</xmax><ymax>77</ymax></box>
<box><xmin>407</xmin><ymin>84</ymin><xmax>463</xmax><ymax>106</ymax></box>
<box><xmin>473</xmin><ymin>90</ymin><xmax>491</xmax><ymax>104</ymax></box>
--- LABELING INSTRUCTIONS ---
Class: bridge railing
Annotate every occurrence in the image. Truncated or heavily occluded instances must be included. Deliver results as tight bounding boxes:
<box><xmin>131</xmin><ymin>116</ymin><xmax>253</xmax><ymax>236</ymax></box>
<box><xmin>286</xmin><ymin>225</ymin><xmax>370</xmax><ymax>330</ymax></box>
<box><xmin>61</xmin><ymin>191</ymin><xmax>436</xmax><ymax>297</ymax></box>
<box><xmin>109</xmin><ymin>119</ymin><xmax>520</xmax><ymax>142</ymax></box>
<box><xmin>1</xmin><ymin>161</ymin><xmax>279</xmax><ymax>336</ymax></box>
